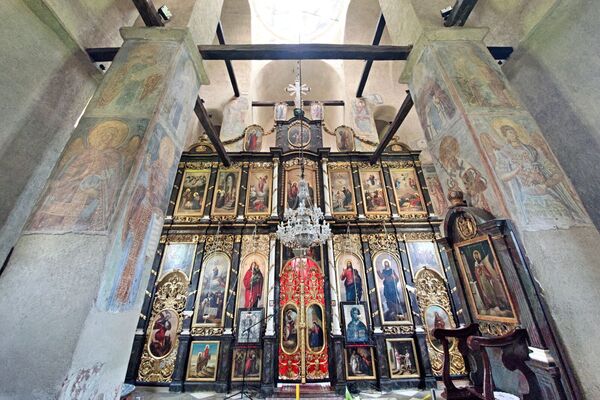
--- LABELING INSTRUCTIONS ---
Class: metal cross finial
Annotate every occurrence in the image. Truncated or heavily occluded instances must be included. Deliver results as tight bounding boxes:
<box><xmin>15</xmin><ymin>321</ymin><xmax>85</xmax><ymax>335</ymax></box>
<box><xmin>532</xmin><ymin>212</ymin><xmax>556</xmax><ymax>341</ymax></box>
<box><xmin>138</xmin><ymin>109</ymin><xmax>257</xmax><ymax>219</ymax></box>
<box><xmin>285</xmin><ymin>60</ymin><xmax>310</xmax><ymax>109</ymax></box>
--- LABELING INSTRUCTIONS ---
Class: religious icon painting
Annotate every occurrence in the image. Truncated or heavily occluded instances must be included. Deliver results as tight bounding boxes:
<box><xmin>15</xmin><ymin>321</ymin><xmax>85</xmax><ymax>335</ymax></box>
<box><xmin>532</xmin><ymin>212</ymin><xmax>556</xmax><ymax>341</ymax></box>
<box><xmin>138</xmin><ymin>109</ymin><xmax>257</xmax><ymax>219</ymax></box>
<box><xmin>358</xmin><ymin>168</ymin><xmax>390</xmax><ymax>216</ymax></box>
<box><xmin>310</xmin><ymin>101</ymin><xmax>324</xmax><ymax>120</ymax></box>
<box><xmin>192</xmin><ymin>252</ymin><xmax>231</xmax><ymax>327</ymax></box>
<box><xmin>328</xmin><ymin>167</ymin><xmax>356</xmax><ymax>216</ymax></box>
<box><xmin>287</xmin><ymin>121</ymin><xmax>311</xmax><ymax>148</ymax></box>
<box><xmin>306</xmin><ymin>303</ymin><xmax>326</xmax><ymax>353</ymax></box>
<box><xmin>385</xmin><ymin>338</ymin><xmax>420</xmax><ymax>379</ymax></box>
<box><xmin>336</xmin><ymin>253</ymin><xmax>366</xmax><ymax>303</ymax></box>
<box><xmin>147</xmin><ymin>309</ymin><xmax>179</xmax><ymax>359</ymax></box>
<box><xmin>281</xmin><ymin>243</ymin><xmax>322</xmax><ymax>270</ymax></box>
<box><xmin>243</xmin><ymin>124</ymin><xmax>264</xmax><ymax>152</ymax></box>
<box><xmin>341</xmin><ymin>302</ymin><xmax>370</xmax><ymax>344</ymax></box>
<box><xmin>406</xmin><ymin>241</ymin><xmax>445</xmax><ymax>278</ymax></box>
<box><xmin>335</xmin><ymin>125</ymin><xmax>355</xmax><ymax>152</ymax></box>
<box><xmin>389</xmin><ymin>168</ymin><xmax>427</xmax><ymax>217</ymax></box>
<box><xmin>344</xmin><ymin>347</ymin><xmax>376</xmax><ymax>380</ymax></box>
<box><xmin>423</xmin><ymin>304</ymin><xmax>455</xmax><ymax>352</ymax></box>
<box><xmin>186</xmin><ymin>341</ymin><xmax>220</xmax><ymax>381</ymax></box>
<box><xmin>455</xmin><ymin>236</ymin><xmax>518</xmax><ymax>323</ymax></box>
<box><xmin>231</xmin><ymin>348</ymin><xmax>262</xmax><ymax>381</ymax></box>
<box><xmin>236</xmin><ymin>308</ymin><xmax>264</xmax><ymax>344</ymax></box>
<box><xmin>237</xmin><ymin>253</ymin><xmax>268</xmax><ymax>310</ymax></box>
<box><xmin>280</xmin><ymin>303</ymin><xmax>299</xmax><ymax>354</ymax></box>
<box><xmin>158</xmin><ymin>242</ymin><xmax>197</xmax><ymax>281</ymax></box>
<box><xmin>245</xmin><ymin>167</ymin><xmax>272</xmax><ymax>217</ymax></box>
<box><xmin>274</xmin><ymin>101</ymin><xmax>288</xmax><ymax>122</ymax></box>
<box><xmin>173</xmin><ymin>169</ymin><xmax>210</xmax><ymax>217</ymax></box>
<box><xmin>211</xmin><ymin>167</ymin><xmax>241</xmax><ymax>217</ymax></box>
<box><xmin>285</xmin><ymin>164</ymin><xmax>318</xmax><ymax>211</ymax></box>
<box><xmin>372</xmin><ymin>251</ymin><xmax>412</xmax><ymax>325</ymax></box>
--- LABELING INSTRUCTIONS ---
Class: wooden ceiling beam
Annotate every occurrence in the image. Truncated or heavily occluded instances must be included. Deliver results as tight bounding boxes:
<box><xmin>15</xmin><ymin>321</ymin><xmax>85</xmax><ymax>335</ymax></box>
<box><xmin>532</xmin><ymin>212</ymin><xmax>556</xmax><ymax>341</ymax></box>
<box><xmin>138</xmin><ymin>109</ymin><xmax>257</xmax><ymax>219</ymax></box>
<box><xmin>370</xmin><ymin>92</ymin><xmax>414</xmax><ymax>164</ymax></box>
<box><xmin>356</xmin><ymin>13</ymin><xmax>386</xmax><ymax>98</ymax></box>
<box><xmin>132</xmin><ymin>0</ymin><xmax>164</xmax><ymax>27</ymax></box>
<box><xmin>87</xmin><ymin>44</ymin><xmax>512</xmax><ymax>63</ymax></box>
<box><xmin>194</xmin><ymin>98</ymin><xmax>231</xmax><ymax>166</ymax></box>
<box><xmin>444</xmin><ymin>0</ymin><xmax>479</xmax><ymax>27</ymax></box>
<box><xmin>252</xmin><ymin>100</ymin><xmax>345</xmax><ymax>107</ymax></box>
<box><xmin>216</xmin><ymin>22</ymin><xmax>240</xmax><ymax>97</ymax></box>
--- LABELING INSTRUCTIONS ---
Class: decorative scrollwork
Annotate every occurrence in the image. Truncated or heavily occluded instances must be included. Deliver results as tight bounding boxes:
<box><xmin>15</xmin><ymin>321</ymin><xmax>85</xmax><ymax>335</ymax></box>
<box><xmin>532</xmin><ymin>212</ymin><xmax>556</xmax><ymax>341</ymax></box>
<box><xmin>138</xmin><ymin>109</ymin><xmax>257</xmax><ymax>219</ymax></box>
<box><xmin>153</xmin><ymin>271</ymin><xmax>188</xmax><ymax>314</ymax></box>
<box><xmin>249</xmin><ymin>161</ymin><xmax>273</xmax><ymax>169</ymax></box>
<box><xmin>173</xmin><ymin>215</ymin><xmax>204</xmax><ymax>223</ymax></box>
<box><xmin>456</xmin><ymin>212</ymin><xmax>478</xmax><ymax>241</ymax></box>
<box><xmin>382</xmin><ymin>160</ymin><xmax>415</xmax><ymax>169</ymax></box>
<box><xmin>283</xmin><ymin>158</ymin><xmax>317</xmax><ymax>168</ymax></box>
<box><xmin>204</xmin><ymin>234</ymin><xmax>234</xmax><ymax>255</ymax></box>
<box><xmin>162</xmin><ymin>234</ymin><xmax>200</xmax><ymax>243</ymax></box>
<box><xmin>383</xmin><ymin>326</ymin><xmax>414</xmax><ymax>334</ymax></box>
<box><xmin>333</xmin><ymin>234</ymin><xmax>362</xmax><ymax>257</ymax></box>
<box><xmin>241</xmin><ymin>234</ymin><xmax>270</xmax><ymax>258</ymax></box>
<box><xmin>479</xmin><ymin>321</ymin><xmax>517</xmax><ymax>337</ymax></box>
<box><xmin>183</xmin><ymin>161</ymin><xmax>214</xmax><ymax>170</ymax></box>
<box><xmin>402</xmin><ymin>232</ymin><xmax>440</xmax><ymax>241</ymax></box>
<box><xmin>191</xmin><ymin>327</ymin><xmax>224</xmax><ymax>336</ymax></box>
<box><xmin>366</xmin><ymin>233</ymin><xmax>399</xmax><ymax>254</ymax></box>
<box><xmin>414</xmin><ymin>268</ymin><xmax>466</xmax><ymax>376</ymax></box>
<box><xmin>328</xmin><ymin>162</ymin><xmax>352</xmax><ymax>170</ymax></box>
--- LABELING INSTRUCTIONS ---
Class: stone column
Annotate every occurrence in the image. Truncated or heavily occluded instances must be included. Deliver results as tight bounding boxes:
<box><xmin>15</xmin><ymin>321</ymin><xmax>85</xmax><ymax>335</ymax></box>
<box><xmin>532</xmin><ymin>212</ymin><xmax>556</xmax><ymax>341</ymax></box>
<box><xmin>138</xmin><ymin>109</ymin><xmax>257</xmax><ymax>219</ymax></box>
<box><xmin>405</xmin><ymin>29</ymin><xmax>600</xmax><ymax>397</ymax></box>
<box><xmin>0</xmin><ymin>28</ymin><xmax>207</xmax><ymax>399</ymax></box>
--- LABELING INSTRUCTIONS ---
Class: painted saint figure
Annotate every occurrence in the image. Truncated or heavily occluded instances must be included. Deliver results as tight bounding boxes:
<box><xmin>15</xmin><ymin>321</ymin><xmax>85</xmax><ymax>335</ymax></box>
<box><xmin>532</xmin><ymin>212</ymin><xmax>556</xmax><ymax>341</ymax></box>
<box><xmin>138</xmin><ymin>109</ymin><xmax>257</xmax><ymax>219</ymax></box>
<box><xmin>309</xmin><ymin>321</ymin><xmax>324</xmax><ymax>350</ymax></box>
<box><xmin>149</xmin><ymin>310</ymin><xmax>173</xmax><ymax>357</ymax></box>
<box><xmin>243</xmin><ymin>261</ymin><xmax>264</xmax><ymax>308</ymax></box>
<box><xmin>377</xmin><ymin>259</ymin><xmax>406</xmax><ymax>321</ymax></box>
<box><xmin>346</xmin><ymin>307</ymin><xmax>368</xmax><ymax>343</ymax></box>
<box><xmin>341</xmin><ymin>260</ymin><xmax>363</xmax><ymax>302</ymax></box>
<box><xmin>472</xmin><ymin>250</ymin><xmax>509</xmax><ymax>311</ymax></box>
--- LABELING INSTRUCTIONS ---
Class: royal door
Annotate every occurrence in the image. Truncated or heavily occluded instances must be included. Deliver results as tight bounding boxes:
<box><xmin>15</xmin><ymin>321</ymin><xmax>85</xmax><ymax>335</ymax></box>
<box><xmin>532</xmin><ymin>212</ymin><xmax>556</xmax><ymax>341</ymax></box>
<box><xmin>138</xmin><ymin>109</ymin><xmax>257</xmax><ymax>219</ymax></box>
<box><xmin>278</xmin><ymin>257</ymin><xmax>329</xmax><ymax>382</ymax></box>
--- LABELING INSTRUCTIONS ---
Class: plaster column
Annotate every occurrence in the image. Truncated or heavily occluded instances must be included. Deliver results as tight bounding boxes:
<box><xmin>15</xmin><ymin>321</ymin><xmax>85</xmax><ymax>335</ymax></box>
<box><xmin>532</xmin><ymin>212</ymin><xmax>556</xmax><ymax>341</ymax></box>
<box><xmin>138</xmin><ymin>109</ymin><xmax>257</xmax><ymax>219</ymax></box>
<box><xmin>266</xmin><ymin>234</ymin><xmax>277</xmax><ymax>336</ymax></box>
<box><xmin>326</xmin><ymin>238</ymin><xmax>342</xmax><ymax>335</ymax></box>
<box><xmin>405</xmin><ymin>29</ymin><xmax>600</xmax><ymax>398</ymax></box>
<box><xmin>0</xmin><ymin>28</ymin><xmax>207</xmax><ymax>400</ymax></box>
<box><xmin>321</xmin><ymin>157</ymin><xmax>332</xmax><ymax>217</ymax></box>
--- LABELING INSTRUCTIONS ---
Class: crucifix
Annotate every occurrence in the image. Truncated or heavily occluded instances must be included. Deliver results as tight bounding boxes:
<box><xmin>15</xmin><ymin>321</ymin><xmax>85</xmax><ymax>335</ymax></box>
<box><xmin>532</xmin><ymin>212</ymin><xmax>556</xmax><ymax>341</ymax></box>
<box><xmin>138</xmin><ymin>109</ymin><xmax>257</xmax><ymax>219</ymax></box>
<box><xmin>285</xmin><ymin>60</ymin><xmax>310</xmax><ymax>109</ymax></box>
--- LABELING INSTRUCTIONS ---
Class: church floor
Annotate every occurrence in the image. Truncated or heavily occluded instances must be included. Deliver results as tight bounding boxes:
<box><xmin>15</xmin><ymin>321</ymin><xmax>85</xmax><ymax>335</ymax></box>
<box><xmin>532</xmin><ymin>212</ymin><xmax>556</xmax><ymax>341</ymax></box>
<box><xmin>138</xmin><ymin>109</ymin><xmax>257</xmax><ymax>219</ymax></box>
<box><xmin>126</xmin><ymin>387</ymin><xmax>436</xmax><ymax>400</ymax></box>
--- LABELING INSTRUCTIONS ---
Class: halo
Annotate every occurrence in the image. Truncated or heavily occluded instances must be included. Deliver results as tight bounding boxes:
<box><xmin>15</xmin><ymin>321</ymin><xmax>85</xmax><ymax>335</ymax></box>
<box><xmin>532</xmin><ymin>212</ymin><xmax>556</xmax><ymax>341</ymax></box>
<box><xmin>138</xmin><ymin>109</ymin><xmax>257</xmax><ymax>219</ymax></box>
<box><xmin>491</xmin><ymin>117</ymin><xmax>529</xmax><ymax>143</ymax></box>
<box><xmin>88</xmin><ymin>120</ymin><xmax>129</xmax><ymax>149</ymax></box>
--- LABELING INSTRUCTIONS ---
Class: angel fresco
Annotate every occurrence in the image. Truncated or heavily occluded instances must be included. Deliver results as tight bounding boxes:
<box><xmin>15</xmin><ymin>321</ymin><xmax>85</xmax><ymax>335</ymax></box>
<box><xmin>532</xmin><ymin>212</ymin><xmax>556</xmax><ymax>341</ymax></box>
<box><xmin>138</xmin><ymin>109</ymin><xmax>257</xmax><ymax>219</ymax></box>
<box><xmin>480</xmin><ymin>118</ymin><xmax>587</xmax><ymax>227</ymax></box>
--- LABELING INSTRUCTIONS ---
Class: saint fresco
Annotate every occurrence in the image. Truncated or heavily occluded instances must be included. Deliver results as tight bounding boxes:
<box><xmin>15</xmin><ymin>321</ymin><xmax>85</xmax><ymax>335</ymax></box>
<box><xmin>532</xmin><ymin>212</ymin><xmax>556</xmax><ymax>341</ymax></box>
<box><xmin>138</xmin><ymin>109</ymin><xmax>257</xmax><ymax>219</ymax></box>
<box><xmin>232</xmin><ymin>348</ymin><xmax>262</xmax><ymax>381</ymax></box>
<box><xmin>159</xmin><ymin>242</ymin><xmax>196</xmax><ymax>280</ymax></box>
<box><xmin>422</xmin><ymin>164</ymin><xmax>448</xmax><ymax>216</ymax></box>
<box><xmin>406</xmin><ymin>241</ymin><xmax>444</xmax><ymax>278</ymax></box>
<box><xmin>193</xmin><ymin>252</ymin><xmax>230</xmax><ymax>327</ymax></box>
<box><xmin>389</xmin><ymin>168</ymin><xmax>427</xmax><ymax>215</ymax></box>
<box><xmin>329</xmin><ymin>169</ymin><xmax>356</xmax><ymax>215</ymax></box>
<box><xmin>456</xmin><ymin>237</ymin><xmax>517</xmax><ymax>323</ymax></box>
<box><xmin>245</xmin><ymin>167</ymin><xmax>272</xmax><ymax>217</ymax></box>
<box><xmin>386</xmin><ymin>339</ymin><xmax>420</xmax><ymax>379</ymax></box>
<box><xmin>186</xmin><ymin>341</ymin><xmax>220</xmax><ymax>381</ymax></box>
<box><xmin>211</xmin><ymin>168</ymin><xmax>241</xmax><ymax>216</ymax></box>
<box><xmin>373</xmin><ymin>252</ymin><xmax>411</xmax><ymax>325</ymax></box>
<box><xmin>148</xmin><ymin>309</ymin><xmax>178</xmax><ymax>359</ymax></box>
<box><xmin>237</xmin><ymin>254</ymin><xmax>267</xmax><ymax>309</ymax></box>
<box><xmin>174</xmin><ymin>169</ymin><xmax>209</xmax><ymax>216</ymax></box>
<box><xmin>359</xmin><ymin>169</ymin><xmax>390</xmax><ymax>215</ymax></box>
<box><xmin>285</xmin><ymin>166</ymin><xmax>317</xmax><ymax>210</ymax></box>
<box><xmin>336</xmin><ymin>253</ymin><xmax>365</xmax><ymax>303</ymax></box>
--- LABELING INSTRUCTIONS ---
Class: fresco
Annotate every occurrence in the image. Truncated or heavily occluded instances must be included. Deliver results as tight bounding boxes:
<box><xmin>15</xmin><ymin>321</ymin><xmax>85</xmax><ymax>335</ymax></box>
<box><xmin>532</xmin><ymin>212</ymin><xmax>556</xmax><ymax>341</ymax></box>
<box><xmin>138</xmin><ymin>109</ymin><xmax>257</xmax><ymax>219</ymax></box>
<box><xmin>422</xmin><ymin>163</ymin><xmax>448</xmax><ymax>216</ymax></box>
<box><xmin>221</xmin><ymin>96</ymin><xmax>249</xmax><ymax>151</ymax></box>
<box><xmin>476</xmin><ymin>115</ymin><xmax>589</xmax><ymax>230</ymax></box>
<box><xmin>27</xmin><ymin>118</ymin><xmax>146</xmax><ymax>233</ymax></box>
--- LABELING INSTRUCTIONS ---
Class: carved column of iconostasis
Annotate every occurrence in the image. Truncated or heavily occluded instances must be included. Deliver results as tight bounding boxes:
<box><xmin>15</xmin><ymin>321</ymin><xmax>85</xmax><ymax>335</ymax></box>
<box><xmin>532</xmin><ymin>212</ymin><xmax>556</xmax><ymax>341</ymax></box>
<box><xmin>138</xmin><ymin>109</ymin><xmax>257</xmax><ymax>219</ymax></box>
<box><xmin>319</xmin><ymin>150</ymin><xmax>333</xmax><ymax>218</ymax></box>
<box><xmin>270</xmin><ymin>149</ymin><xmax>282</xmax><ymax>219</ymax></box>
<box><xmin>262</xmin><ymin>234</ymin><xmax>278</xmax><ymax>393</ymax></box>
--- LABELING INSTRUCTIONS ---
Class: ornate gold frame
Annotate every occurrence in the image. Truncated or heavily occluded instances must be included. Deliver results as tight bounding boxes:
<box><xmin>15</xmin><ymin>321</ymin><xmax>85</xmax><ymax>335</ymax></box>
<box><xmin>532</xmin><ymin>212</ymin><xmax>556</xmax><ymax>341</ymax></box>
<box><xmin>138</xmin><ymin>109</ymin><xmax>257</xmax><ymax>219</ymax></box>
<box><xmin>328</xmin><ymin>165</ymin><xmax>357</xmax><ymax>217</ymax></box>
<box><xmin>280</xmin><ymin>302</ymin><xmax>300</xmax><ymax>355</ymax></box>
<box><xmin>372</xmin><ymin>251</ymin><xmax>413</xmax><ymax>326</ymax></box>
<box><xmin>192</xmin><ymin>251</ymin><xmax>232</xmax><ymax>328</ymax></box>
<box><xmin>388</xmin><ymin>167</ymin><xmax>428</xmax><ymax>218</ymax></box>
<box><xmin>231</xmin><ymin>348</ymin><xmax>262</xmax><ymax>382</ymax></box>
<box><xmin>305</xmin><ymin>302</ymin><xmax>327</xmax><ymax>355</ymax></box>
<box><xmin>174</xmin><ymin>169</ymin><xmax>211</xmax><ymax>217</ymax></box>
<box><xmin>210</xmin><ymin>167</ymin><xmax>241</xmax><ymax>217</ymax></box>
<box><xmin>454</xmin><ymin>235</ymin><xmax>518</xmax><ymax>324</ymax></box>
<box><xmin>357</xmin><ymin>167</ymin><xmax>390</xmax><ymax>217</ymax></box>
<box><xmin>146</xmin><ymin>308</ymin><xmax>179</xmax><ymax>360</ymax></box>
<box><xmin>334</xmin><ymin>252</ymin><xmax>368</xmax><ymax>308</ymax></box>
<box><xmin>185</xmin><ymin>340</ymin><xmax>220</xmax><ymax>381</ymax></box>
<box><xmin>385</xmin><ymin>338</ymin><xmax>421</xmax><ymax>379</ymax></box>
<box><xmin>423</xmin><ymin>303</ymin><xmax>457</xmax><ymax>353</ymax></box>
<box><xmin>344</xmin><ymin>347</ymin><xmax>376</xmax><ymax>380</ymax></box>
<box><xmin>244</xmin><ymin>166</ymin><xmax>272</xmax><ymax>218</ymax></box>
<box><xmin>334</xmin><ymin>125</ymin><xmax>356</xmax><ymax>152</ymax></box>
<box><xmin>243</xmin><ymin>124</ymin><xmax>265</xmax><ymax>152</ymax></box>
<box><xmin>283</xmin><ymin>161</ymin><xmax>320</xmax><ymax>209</ymax></box>
<box><xmin>158</xmin><ymin>241</ymin><xmax>197</xmax><ymax>282</ymax></box>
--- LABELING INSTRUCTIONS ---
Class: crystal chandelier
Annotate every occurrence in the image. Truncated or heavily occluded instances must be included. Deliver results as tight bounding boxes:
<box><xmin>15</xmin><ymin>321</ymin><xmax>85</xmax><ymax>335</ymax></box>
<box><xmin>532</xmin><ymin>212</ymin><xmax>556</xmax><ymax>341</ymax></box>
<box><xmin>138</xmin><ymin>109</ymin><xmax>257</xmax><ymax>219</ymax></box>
<box><xmin>277</xmin><ymin>61</ymin><xmax>331</xmax><ymax>253</ymax></box>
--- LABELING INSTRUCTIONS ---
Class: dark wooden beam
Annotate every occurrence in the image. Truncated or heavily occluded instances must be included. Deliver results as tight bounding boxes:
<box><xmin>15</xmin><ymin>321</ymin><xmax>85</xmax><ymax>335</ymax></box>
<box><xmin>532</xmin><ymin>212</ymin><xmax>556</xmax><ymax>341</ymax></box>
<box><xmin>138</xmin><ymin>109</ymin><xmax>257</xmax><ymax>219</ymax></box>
<box><xmin>370</xmin><ymin>92</ymin><xmax>414</xmax><ymax>164</ymax></box>
<box><xmin>132</xmin><ymin>0</ymin><xmax>164</xmax><ymax>27</ymax></box>
<box><xmin>357</xmin><ymin>13</ymin><xmax>386</xmax><ymax>98</ymax></box>
<box><xmin>197</xmin><ymin>44</ymin><xmax>412</xmax><ymax>60</ymax></box>
<box><xmin>87</xmin><ymin>44</ymin><xmax>513</xmax><ymax>63</ymax></box>
<box><xmin>194</xmin><ymin>98</ymin><xmax>231</xmax><ymax>167</ymax></box>
<box><xmin>252</xmin><ymin>100</ymin><xmax>345</xmax><ymax>107</ymax></box>
<box><xmin>444</xmin><ymin>0</ymin><xmax>479</xmax><ymax>27</ymax></box>
<box><xmin>216</xmin><ymin>22</ymin><xmax>240</xmax><ymax>97</ymax></box>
